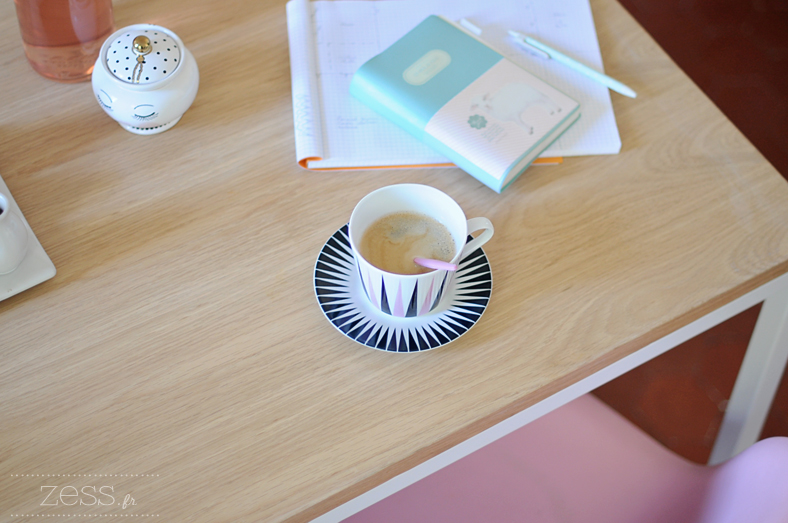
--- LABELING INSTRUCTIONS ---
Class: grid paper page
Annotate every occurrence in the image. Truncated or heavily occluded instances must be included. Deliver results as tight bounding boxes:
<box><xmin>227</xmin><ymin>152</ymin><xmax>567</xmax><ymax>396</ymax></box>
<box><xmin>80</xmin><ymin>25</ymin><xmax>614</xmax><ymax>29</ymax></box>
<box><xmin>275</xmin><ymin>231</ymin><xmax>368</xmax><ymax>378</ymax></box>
<box><xmin>302</xmin><ymin>0</ymin><xmax>621</xmax><ymax>169</ymax></box>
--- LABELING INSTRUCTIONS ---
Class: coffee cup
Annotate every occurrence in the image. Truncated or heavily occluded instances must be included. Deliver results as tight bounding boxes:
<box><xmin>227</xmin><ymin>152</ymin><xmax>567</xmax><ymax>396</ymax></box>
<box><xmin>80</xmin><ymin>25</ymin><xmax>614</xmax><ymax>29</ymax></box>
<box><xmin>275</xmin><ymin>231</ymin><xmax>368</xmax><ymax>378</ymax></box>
<box><xmin>349</xmin><ymin>184</ymin><xmax>493</xmax><ymax>317</ymax></box>
<box><xmin>0</xmin><ymin>192</ymin><xmax>29</xmax><ymax>275</ymax></box>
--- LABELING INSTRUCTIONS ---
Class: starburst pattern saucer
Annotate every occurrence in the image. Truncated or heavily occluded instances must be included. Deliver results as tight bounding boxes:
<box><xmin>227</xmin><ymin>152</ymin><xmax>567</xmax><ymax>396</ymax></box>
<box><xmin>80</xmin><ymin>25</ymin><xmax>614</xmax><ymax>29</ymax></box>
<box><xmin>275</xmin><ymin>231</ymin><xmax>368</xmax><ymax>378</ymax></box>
<box><xmin>314</xmin><ymin>224</ymin><xmax>492</xmax><ymax>352</ymax></box>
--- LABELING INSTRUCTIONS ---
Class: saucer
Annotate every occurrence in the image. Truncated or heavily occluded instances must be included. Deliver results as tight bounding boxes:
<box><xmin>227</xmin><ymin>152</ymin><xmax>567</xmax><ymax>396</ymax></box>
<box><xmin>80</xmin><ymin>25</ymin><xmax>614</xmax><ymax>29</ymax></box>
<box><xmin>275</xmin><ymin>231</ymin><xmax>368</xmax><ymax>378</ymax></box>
<box><xmin>0</xmin><ymin>174</ymin><xmax>56</xmax><ymax>302</ymax></box>
<box><xmin>314</xmin><ymin>224</ymin><xmax>492</xmax><ymax>352</ymax></box>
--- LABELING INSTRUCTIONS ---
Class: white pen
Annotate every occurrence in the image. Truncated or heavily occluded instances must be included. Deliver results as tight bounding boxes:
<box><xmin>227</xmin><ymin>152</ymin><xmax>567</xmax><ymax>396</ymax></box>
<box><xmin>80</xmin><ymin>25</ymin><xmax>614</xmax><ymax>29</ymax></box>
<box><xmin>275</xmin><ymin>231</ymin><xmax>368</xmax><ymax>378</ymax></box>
<box><xmin>508</xmin><ymin>30</ymin><xmax>637</xmax><ymax>98</ymax></box>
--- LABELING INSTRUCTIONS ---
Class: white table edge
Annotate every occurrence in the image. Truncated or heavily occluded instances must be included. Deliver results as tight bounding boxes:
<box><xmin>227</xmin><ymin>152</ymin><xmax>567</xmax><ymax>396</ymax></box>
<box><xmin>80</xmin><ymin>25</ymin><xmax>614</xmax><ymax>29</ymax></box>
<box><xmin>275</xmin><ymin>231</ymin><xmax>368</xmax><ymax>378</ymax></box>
<box><xmin>312</xmin><ymin>270</ymin><xmax>788</xmax><ymax>522</ymax></box>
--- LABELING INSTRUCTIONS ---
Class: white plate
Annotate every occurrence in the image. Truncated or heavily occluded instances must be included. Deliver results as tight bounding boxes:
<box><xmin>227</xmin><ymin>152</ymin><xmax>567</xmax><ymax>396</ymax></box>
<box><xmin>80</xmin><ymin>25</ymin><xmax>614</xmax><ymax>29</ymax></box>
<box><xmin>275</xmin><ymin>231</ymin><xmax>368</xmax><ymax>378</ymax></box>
<box><xmin>314</xmin><ymin>224</ymin><xmax>492</xmax><ymax>352</ymax></box>
<box><xmin>0</xmin><ymin>174</ymin><xmax>56</xmax><ymax>302</ymax></box>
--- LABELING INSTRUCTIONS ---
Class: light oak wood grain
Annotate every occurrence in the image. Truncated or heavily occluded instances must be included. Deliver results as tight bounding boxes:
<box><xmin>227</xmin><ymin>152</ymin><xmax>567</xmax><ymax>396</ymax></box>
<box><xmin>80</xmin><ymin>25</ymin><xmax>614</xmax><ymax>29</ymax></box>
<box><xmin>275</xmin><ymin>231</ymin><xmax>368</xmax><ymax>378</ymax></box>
<box><xmin>1</xmin><ymin>0</ymin><xmax>788</xmax><ymax>521</ymax></box>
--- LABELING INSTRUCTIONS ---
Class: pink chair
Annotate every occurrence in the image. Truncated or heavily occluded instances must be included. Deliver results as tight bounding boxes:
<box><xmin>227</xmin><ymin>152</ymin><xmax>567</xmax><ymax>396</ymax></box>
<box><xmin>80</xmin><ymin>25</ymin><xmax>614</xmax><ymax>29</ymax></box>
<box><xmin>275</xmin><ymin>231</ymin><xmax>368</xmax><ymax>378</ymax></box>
<box><xmin>345</xmin><ymin>394</ymin><xmax>788</xmax><ymax>523</ymax></box>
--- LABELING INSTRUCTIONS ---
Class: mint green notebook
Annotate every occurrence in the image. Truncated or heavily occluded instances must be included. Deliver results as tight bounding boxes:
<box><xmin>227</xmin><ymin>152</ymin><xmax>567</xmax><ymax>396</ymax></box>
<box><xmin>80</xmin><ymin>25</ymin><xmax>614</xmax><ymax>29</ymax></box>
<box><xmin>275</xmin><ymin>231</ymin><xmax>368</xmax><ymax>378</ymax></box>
<box><xmin>350</xmin><ymin>15</ymin><xmax>581</xmax><ymax>193</ymax></box>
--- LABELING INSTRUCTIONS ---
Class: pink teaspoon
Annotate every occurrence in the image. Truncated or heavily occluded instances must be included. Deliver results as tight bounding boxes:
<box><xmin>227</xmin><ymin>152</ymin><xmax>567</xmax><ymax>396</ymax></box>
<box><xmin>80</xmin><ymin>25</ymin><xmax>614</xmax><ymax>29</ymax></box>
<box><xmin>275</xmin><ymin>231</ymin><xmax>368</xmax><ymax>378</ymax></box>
<box><xmin>414</xmin><ymin>257</ymin><xmax>458</xmax><ymax>272</ymax></box>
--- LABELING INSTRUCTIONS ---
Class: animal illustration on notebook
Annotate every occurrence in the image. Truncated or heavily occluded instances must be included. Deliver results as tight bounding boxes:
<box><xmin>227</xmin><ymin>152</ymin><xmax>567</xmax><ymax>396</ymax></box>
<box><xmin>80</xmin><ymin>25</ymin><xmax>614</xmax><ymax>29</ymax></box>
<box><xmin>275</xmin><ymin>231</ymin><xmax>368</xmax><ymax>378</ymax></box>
<box><xmin>470</xmin><ymin>82</ymin><xmax>562</xmax><ymax>134</ymax></box>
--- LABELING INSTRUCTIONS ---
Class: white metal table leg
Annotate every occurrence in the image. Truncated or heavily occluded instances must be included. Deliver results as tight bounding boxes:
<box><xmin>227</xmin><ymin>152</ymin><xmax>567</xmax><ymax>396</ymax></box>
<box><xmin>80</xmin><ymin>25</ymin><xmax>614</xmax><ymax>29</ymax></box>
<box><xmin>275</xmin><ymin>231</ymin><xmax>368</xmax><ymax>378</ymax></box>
<box><xmin>709</xmin><ymin>286</ymin><xmax>788</xmax><ymax>465</ymax></box>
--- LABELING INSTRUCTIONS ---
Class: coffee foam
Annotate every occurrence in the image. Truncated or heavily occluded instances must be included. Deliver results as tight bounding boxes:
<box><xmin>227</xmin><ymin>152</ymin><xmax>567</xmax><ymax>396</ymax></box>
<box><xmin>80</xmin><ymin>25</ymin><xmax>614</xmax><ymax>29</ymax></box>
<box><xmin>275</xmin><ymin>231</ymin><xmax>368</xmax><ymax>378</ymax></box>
<box><xmin>360</xmin><ymin>212</ymin><xmax>455</xmax><ymax>275</ymax></box>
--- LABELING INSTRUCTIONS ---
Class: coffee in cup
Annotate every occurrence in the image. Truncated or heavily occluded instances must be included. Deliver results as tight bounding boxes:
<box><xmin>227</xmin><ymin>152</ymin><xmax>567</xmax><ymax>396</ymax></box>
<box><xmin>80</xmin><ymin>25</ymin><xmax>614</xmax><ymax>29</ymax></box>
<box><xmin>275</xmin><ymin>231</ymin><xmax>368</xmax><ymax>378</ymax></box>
<box><xmin>349</xmin><ymin>184</ymin><xmax>494</xmax><ymax>317</ymax></box>
<box><xmin>360</xmin><ymin>211</ymin><xmax>455</xmax><ymax>275</ymax></box>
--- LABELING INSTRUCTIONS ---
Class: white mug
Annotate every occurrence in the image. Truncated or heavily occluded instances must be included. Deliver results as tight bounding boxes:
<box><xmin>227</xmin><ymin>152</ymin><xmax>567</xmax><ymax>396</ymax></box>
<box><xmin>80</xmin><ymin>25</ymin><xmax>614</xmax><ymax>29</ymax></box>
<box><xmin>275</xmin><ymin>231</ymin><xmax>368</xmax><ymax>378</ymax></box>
<box><xmin>349</xmin><ymin>184</ymin><xmax>493</xmax><ymax>317</ymax></box>
<box><xmin>0</xmin><ymin>193</ymin><xmax>29</xmax><ymax>275</ymax></box>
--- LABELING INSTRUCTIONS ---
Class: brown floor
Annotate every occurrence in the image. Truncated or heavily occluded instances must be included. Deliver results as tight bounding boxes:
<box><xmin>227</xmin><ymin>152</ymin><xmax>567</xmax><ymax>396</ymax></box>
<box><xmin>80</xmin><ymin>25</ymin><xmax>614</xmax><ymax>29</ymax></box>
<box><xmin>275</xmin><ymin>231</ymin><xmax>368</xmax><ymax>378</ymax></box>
<box><xmin>592</xmin><ymin>0</ymin><xmax>788</xmax><ymax>464</ymax></box>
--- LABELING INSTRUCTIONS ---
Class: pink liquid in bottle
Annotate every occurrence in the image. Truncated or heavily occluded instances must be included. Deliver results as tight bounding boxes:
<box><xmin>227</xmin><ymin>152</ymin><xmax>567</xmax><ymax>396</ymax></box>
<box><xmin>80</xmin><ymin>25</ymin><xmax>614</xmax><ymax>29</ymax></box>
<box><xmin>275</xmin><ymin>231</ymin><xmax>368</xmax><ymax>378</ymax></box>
<box><xmin>14</xmin><ymin>0</ymin><xmax>115</xmax><ymax>83</ymax></box>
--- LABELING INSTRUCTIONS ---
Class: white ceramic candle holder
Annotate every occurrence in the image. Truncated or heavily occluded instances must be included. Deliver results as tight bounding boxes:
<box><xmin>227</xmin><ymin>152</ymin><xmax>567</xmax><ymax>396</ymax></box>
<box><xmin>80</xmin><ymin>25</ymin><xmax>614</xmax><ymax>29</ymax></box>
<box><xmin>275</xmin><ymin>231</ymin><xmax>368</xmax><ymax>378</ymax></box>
<box><xmin>91</xmin><ymin>24</ymin><xmax>199</xmax><ymax>135</ymax></box>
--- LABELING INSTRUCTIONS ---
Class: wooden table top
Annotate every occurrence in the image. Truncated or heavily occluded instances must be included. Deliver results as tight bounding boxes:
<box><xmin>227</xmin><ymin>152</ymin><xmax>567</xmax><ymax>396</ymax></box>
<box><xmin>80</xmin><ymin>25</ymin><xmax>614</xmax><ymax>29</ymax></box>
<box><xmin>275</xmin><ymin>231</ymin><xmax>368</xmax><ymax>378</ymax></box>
<box><xmin>2</xmin><ymin>0</ymin><xmax>788</xmax><ymax>521</ymax></box>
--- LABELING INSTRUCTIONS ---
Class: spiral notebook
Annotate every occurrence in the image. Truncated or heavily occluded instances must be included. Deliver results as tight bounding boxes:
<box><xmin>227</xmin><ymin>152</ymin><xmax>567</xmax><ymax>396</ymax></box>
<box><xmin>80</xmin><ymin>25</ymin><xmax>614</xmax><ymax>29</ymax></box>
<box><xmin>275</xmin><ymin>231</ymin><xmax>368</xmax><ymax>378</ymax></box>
<box><xmin>286</xmin><ymin>0</ymin><xmax>621</xmax><ymax>171</ymax></box>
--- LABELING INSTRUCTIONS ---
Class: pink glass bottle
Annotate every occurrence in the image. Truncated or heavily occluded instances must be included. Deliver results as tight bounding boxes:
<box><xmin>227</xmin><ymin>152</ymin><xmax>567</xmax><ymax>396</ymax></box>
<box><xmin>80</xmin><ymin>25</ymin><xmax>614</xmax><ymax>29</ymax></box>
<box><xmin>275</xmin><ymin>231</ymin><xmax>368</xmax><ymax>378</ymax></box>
<box><xmin>14</xmin><ymin>0</ymin><xmax>115</xmax><ymax>83</ymax></box>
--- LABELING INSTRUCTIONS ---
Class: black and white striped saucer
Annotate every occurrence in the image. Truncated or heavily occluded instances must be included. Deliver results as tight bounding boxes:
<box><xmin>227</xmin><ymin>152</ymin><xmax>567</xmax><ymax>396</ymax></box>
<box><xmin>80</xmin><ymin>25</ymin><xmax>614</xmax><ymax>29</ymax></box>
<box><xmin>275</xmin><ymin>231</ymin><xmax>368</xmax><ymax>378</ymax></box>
<box><xmin>314</xmin><ymin>224</ymin><xmax>492</xmax><ymax>352</ymax></box>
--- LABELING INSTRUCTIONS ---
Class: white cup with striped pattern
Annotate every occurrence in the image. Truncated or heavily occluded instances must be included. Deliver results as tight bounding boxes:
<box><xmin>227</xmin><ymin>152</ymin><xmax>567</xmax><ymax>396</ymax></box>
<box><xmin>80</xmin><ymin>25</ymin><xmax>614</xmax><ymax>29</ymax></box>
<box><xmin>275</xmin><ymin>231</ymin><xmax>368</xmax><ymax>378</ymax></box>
<box><xmin>349</xmin><ymin>184</ymin><xmax>493</xmax><ymax>317</ymax></box>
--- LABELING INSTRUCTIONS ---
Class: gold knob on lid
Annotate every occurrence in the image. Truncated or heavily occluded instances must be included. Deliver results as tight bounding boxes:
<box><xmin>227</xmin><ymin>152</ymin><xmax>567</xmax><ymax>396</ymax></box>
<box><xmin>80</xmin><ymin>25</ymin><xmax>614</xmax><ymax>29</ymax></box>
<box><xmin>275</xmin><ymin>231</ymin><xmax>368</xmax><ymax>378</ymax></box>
<box><xmin>131</xmin><ymin>35</ymin><xmax>152</xmax><ymax>83</ymax></box>
<box><xmin>133</xmin><ymin>35</ymin><xmax>152</xmax><ymax>55</ymax></box>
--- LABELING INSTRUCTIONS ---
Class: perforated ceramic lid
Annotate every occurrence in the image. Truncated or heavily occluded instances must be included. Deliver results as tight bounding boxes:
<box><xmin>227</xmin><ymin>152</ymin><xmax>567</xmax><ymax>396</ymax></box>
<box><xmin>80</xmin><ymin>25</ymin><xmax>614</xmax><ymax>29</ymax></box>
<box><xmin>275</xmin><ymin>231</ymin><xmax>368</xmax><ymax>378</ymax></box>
<box><xmin>105</xmin><ymin>27</ymin><xmax>181</xmax><ymax>84</ymax></box>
